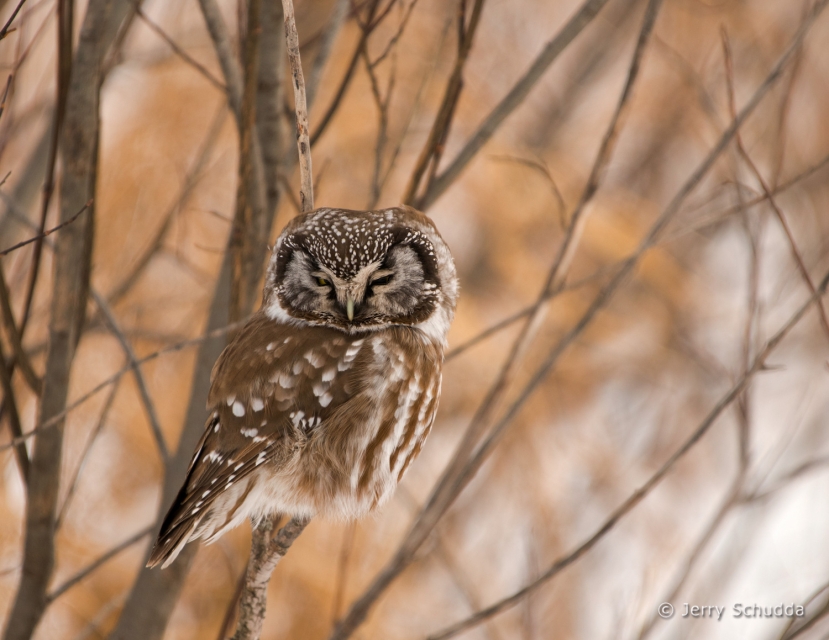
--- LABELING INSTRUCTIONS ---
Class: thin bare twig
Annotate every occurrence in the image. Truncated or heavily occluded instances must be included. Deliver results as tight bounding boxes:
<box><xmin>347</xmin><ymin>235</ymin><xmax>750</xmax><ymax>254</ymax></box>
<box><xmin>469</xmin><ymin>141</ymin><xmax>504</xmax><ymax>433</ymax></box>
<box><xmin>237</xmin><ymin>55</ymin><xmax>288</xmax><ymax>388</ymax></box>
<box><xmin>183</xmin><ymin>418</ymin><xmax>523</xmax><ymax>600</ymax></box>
<box><xmin>0</xmin><ymin>74</ymin><xmax>13</xmax><ymax>121</ymax></box>
<box><xmin>106</xmin><ymin>104</ymin><xmax>227</xmax><ymax>305</ymax></box>
<box><xmin>722</xmin><ymin>30</ymin><xmax>829</xmax><ymax>343</ymax></box>
<box><xmin>0</xmin><ymin>0</ymin><xmax>28</xmax><ymax>41</ymax></box>
<box><xmin>429</xmin><ymin>268</ymin><xmax>829</xmax><ymax>640</ymax></box>
<box><xmin>55</xmin><ymin>372</ymin><xmax>122</xmax><ymax>531</ymax></box>
<box><xmin>197</xmin><ymin>0</ymin><xmax>243</xmax><ymax>118</ymax></box>
<box><xmin>403</xmin><ymin>0</ymin><xmax>485</xmax><ymax>205</ymax></box>
<box><xmin>361</xmin><ymin>36</ymin><xmax>394</xmax><ymax>207</ymax></box>
<box><xmin>369</xmin><ymin>0</ymin><xmax>420</xmax><ymax>68</ymax></box>
<box><xmin>330</xmin><ymin>522</ymin><xmax>357</xmax><ymax>629</ymax></box>
<box><xmin>136</xmin><ymin>6</ymin><xmax>227</xmax><ymax>92</ymax></box>
<box><xmin>0</xmin><ymin>332</ymin><xmax>28</xmax><ymax>481</ymax></box>
<box><xmin>306</xmin><ymin>0</ymin><xmax>350</xmax><ymax>112</ymax></box>
<box><xmin>310</xmin><ymin>0</ymin><xmax>383</xmax><ymax>146</ymax></box>
<box><xmin>283</xmin><ymin>0</ymin><xmax>313</xmax><ymax>212</ymax></box>
<box><xmin>93</xmin><ymin>291</ymin><xmax>170</xmax><ymax>462</ymax></box>
<box><xmin>45</xmin><ymin>526</ymin><xmax>153</xmax><ymax>603</ymax></box>
<box><xmin>0</xmin><ymin>261</ymin><xmax>41</xmax><ymax>394</ymax></box>
<box><xmin>0</xmin><ymin>198</ymin><xmax>90</xmax><ymax>256</ymax></box>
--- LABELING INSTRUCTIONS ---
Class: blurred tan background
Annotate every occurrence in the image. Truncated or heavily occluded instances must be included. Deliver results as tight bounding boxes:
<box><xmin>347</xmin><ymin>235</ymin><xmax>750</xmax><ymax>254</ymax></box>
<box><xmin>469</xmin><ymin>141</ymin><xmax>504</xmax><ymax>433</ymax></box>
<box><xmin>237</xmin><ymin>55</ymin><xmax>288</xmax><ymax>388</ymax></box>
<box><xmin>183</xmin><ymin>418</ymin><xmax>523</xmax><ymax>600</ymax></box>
<box><xmin>1</xmin><ymin>0</ymin><xmax>829</xmax><ymax>638</ymax></box>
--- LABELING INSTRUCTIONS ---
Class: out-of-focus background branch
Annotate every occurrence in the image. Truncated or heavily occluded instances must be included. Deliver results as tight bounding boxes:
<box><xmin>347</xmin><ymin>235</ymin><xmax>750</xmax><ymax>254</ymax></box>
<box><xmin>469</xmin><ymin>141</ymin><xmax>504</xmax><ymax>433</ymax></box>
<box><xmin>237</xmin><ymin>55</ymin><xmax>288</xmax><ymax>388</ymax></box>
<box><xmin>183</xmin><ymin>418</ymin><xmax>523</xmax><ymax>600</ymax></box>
<box><xmin>1</xmin><ymin>1</ymin><xmax>829</xmax><ymax>639</ymax></box>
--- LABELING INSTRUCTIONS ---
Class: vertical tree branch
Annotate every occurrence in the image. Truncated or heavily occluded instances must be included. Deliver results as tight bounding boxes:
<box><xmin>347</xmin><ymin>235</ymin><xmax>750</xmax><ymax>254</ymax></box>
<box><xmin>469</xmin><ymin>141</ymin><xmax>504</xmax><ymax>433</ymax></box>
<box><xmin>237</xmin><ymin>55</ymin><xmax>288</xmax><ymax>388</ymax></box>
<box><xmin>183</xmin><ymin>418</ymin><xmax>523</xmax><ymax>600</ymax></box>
<box><xmin>283</xmin><ymin>0</ymin><xmax>313</xmax><ymax>212</ymax></box>
<box><xmin>1</xmin><ymin>0</ymin><xmax>112</xmax><ymax>637</ymax></box>
<box><xmin>230</xmin><ymin>0</ymin><xmax>265</xmax><ymax>324</ymax></box>
<box><xmin>257</xmin><ymin>0</ymin><xmax>286</xmax><ymax>220</ymax></box>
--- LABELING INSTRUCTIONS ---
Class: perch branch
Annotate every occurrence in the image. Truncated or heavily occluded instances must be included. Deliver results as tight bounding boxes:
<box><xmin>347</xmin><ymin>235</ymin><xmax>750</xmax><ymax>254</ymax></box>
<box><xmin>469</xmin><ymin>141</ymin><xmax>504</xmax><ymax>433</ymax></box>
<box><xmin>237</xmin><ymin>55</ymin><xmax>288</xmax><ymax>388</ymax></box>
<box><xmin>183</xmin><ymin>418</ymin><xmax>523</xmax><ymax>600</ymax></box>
<box><xmin>231</xmin><ymin>516</ymin><xmax>310</xmax><ymax>640</ymax></box>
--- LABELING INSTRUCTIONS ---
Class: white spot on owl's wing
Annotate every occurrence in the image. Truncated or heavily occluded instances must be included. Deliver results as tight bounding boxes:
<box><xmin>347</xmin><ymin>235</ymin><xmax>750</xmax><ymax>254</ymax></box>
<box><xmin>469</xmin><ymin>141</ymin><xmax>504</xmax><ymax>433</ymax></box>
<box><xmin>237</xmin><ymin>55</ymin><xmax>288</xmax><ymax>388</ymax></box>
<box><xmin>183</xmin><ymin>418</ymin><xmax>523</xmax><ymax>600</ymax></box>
<box><xmin>251</xmin><ymin>397</ymin><xmax>264</xmax><ymax>412</ymax></box>
<box><xmin>232</xmin><ymin>401</ymin><xmax>245</xmax><ymax>417</ymax></box>
<box><xmin>304</xmin><ymin>351</ymin><xmax>325</xmax><ymax>368</ymax></box>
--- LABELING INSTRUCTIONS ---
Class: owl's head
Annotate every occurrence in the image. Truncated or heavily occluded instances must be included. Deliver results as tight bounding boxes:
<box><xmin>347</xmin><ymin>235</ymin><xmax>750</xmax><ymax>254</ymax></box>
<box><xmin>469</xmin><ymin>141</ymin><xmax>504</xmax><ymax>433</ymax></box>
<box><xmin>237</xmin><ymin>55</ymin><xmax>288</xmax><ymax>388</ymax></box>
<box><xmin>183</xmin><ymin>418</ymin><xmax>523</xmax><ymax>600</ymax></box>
<box><xmin>263</xmin><ymin>206</ymin><xmax>458</xmax><ymax>340</ymax></box>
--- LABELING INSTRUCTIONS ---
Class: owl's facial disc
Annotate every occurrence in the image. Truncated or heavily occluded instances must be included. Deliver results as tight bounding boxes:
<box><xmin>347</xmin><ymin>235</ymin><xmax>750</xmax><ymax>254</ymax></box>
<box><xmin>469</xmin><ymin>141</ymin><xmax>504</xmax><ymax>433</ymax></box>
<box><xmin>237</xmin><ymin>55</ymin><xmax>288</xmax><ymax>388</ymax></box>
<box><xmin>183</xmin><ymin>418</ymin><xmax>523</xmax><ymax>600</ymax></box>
<box><xmin>278</xmin><ymin>242</ymin><xmax>437</xmax><ymax>331</ymax></box>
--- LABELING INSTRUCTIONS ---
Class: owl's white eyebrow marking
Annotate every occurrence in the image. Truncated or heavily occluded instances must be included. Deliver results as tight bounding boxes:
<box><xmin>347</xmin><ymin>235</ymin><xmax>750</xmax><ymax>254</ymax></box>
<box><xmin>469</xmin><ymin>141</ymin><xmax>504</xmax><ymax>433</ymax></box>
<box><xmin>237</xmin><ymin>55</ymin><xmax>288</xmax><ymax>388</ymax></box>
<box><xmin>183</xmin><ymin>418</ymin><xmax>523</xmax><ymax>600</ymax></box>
<box><xmin>232</xmin><ymin>401</ymin><xmax>245</xmax><ymax>417</ymax></box>
<box><xmin>251</xmin><ymin>397</ymin><xmax>264</xmax><ymax>412</ymax></box>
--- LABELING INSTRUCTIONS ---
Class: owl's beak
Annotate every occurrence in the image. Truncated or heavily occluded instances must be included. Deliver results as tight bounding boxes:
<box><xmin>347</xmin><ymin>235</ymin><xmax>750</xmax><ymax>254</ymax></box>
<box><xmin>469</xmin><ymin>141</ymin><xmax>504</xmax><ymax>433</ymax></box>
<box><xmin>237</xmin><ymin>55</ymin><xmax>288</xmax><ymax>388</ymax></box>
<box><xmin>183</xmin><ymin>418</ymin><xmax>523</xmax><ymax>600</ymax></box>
<box><xmin>346</xmin><ymin>297</ymin><xmax>355</xmax><ymax>321</ymax></box>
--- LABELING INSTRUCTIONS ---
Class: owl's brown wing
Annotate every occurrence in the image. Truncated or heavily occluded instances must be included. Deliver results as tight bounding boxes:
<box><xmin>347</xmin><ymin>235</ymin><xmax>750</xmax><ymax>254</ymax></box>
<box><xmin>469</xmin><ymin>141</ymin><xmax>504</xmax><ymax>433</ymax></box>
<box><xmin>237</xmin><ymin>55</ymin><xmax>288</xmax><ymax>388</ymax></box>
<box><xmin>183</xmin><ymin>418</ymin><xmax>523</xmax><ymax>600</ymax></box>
<box><xmin>147</xmin><ymin>313</ymin><xmax>367</xmax><ymax>568</ymax></box>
